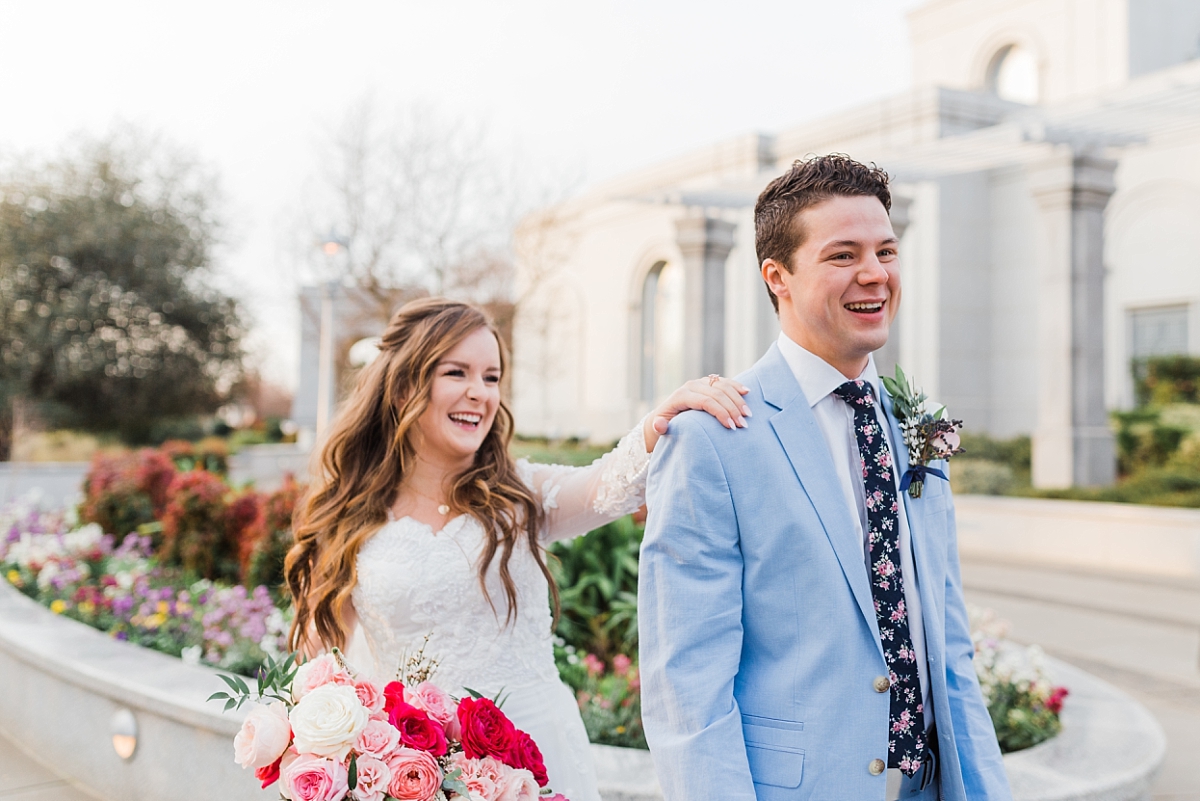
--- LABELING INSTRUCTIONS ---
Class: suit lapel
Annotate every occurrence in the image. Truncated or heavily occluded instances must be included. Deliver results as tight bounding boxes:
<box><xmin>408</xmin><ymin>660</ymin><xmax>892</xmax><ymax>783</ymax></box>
<box><xmin>757</xmin><ymin>346</ymin><xmax>882</xmax><ymax>654</ymax></box>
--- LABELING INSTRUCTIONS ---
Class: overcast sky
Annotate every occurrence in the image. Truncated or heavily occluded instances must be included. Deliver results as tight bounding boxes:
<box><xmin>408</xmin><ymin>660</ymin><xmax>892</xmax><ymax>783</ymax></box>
<box><xmin>0</xmin><ymin>0</ymin><xmax>924</xmax><ymax>390</ymax></box>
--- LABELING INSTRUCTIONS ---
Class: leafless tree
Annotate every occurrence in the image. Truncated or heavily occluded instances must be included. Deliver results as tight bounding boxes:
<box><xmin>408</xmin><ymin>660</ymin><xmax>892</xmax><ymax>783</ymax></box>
<box><xmin>298</xmin><ymin>98</ymin><xmax>517</xmax><ymax>327</ymax></box>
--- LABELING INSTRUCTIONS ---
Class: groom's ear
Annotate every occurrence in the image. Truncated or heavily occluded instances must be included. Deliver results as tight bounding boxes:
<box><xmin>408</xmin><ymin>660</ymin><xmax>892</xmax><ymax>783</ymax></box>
<box><xmin>761</xmin><ymin>259</ymin><xmax>792</xmax><ymax>301</ymax></box>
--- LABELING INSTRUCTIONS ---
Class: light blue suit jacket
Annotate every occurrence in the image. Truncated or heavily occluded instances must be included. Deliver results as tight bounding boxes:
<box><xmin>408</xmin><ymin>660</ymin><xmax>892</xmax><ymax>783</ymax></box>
<box><xmin>639</xmin><ymin>345</ymin><xmax>1011</xmax><ymax>801</ymax></box>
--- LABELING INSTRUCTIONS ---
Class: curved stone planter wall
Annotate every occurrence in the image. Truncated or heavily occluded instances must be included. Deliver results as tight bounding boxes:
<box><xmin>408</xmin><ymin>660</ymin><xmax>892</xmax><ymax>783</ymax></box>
<box><xmin>0</xmin><ymin>580</ymin><xmax>1164</xmax><ymax>801</ymax></box>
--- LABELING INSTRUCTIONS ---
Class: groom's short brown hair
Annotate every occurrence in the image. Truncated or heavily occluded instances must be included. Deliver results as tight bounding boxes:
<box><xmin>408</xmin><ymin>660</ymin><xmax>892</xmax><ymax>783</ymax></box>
<box><xmin>755</xmin><ymin>154</ymin><xmax>892</xmax><ymax>312</ymax></box>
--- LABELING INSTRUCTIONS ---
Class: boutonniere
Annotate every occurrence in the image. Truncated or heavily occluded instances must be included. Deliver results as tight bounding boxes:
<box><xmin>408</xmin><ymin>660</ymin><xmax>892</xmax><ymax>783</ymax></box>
<box><xmin>880</xmin><ymin>365</ymin><xmax>964</xmax><ymax>498</ymax></box>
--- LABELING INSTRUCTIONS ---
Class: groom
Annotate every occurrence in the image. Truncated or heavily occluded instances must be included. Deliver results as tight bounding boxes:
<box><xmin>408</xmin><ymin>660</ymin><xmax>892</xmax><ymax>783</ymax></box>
<box><xmin>638</xmin><ymin>155</ymin><xmax>1011</xmax><ymax>801</ymax></box>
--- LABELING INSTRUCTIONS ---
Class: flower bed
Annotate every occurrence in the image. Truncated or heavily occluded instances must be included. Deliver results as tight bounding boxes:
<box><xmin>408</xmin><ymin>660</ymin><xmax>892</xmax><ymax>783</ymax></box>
<box><xmin>2</xmin><ymin>493</ymin><xmax>288</xmax><ymax>676</ymax></box>
<box><xmin>2</xmin><ymin>437</ymin><xmax>1069</xmax><ymax>756</ymax></box>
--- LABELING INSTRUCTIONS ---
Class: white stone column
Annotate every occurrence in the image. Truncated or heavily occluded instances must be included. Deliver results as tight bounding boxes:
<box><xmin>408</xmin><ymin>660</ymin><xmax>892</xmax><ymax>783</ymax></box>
<box><xmin>1029</xmin><ymin>149</ymin><xmax>1117</xmax><ymax>488</ymax></box>
<box><xmin>675</xmin><ymin>215</ymin><xmax>737</xmax><ymax>378</ymax></box>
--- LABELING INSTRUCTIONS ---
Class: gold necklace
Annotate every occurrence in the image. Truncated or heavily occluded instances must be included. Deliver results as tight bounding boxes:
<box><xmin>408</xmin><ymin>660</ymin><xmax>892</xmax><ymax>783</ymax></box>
<box><xmin>404</xmin><ymin>485</ymin><xmax>450</xmax><ymax>516</ymax></box>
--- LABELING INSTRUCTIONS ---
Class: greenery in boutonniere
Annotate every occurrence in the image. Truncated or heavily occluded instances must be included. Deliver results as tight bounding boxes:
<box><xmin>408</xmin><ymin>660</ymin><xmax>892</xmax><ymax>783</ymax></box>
<box><xmin>881</xmin><ymin>365</ymin><xmax>965</xmax><ymax>498</ymax></box>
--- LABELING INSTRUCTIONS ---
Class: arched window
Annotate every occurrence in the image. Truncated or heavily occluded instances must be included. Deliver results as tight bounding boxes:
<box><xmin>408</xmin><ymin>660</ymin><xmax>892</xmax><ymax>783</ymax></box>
<box><xmin>987</xmin><ymin>44</ymin><xmax>1040</xmax><ymax>104</ymax></box>
<box><xmin>640</xmin><ymin>261</ymin><xmax>685</xmax><ymax>403</ymax></box>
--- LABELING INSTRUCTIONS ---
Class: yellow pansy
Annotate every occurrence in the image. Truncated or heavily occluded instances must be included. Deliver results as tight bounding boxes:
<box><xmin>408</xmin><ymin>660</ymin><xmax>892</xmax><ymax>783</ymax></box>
<box><xmin>50</xmin><ymin>600</ymin><xmax>67</xmax><ymax>614</ymax></box>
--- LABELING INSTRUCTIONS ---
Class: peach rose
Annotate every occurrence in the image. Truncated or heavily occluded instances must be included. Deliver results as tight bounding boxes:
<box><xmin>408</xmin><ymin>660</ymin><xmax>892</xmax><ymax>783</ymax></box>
<box><xmin>356</xmin><ymin>719</ymin><xmax>401</xmax><ymax>758</ymax></box>
<box><xmin>386</xmin><ymin>747</ymin><xmax>442</xmax><ymax>801</ymax></box>
<box><xmin>350</xmin><ymin>755</ymin><xmax>392</xmax><ymax>801</ymax></box>
<box><xmin>292</xmin><ymin>654</ymin><xmax>354</xmax><ymax>701</ymax></box>
<box><xmin>354</xmin><ymin>679</ymin><xmax>385</xmax><ymax>714</ymax></box>
<box><xmin>931</xmin><ymin>429</ymin><xmax>961</xmax><ymax>459</ymax></box>
<box><xmin>280</xmin><ymin>753</ymin><xmax>348</xmax><ymax>801</ymax></box>
<box><xmin>408</xmin><ymin>681</ymin><xmax>461</xmax><ymax>739</ymax></box>
<box><xmin>234</xmin><ymin>700</ymin><xmax>292</xmax><ymax>769</ymax></box>
<box><xmin>494</xmin><ymin>766</ymin><xmax>540</xmax><ymax>801</ymax></box>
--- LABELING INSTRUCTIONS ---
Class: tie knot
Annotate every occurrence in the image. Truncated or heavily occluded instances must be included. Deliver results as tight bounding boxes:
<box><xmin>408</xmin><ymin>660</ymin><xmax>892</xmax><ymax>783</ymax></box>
<box><xmin>833</xmin><ymin>379</ymin><xmax>875</xmax><ymax>407</ymax></box>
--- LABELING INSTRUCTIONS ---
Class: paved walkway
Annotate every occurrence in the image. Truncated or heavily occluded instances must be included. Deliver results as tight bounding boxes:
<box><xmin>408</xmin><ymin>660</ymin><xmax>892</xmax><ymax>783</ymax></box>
<box><xmin>0</xmin><ymin>732</ymin><xmax>91</xmax><ymax>800</ymax></box>
<box><xmin>962</xmin><ymin>558</ymin><xmax>1200</xmax><ymax>801</ymax></box>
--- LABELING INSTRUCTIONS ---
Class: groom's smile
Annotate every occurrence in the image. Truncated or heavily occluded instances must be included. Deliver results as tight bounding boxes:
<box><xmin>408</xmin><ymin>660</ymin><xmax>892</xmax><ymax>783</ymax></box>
<box><xmin>762</xmin><ymin>193</ymin><xmax>901</xmax><ymax>378</ymax></box>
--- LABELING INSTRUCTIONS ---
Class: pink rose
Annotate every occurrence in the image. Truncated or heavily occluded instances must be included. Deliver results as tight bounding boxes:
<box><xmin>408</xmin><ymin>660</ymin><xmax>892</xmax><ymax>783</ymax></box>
<box><xmin>612</xmin><ymin>654</ymin><xmax>632</xmax><ymax>676</ymax></box>
<box><xmin>292</xmin><ymin>654</ymin><xmax>354</xmax><ymax>701</ymax></box>
<box><xmin>408</xmin><ymin>681</ymin><xmax>460</xmax><ymax>739</ymax></box>
<box><xmin>451</xmin><ymin>755</ymin><xmax>506</xmax><ymax>801</ymax></box>
<box><xmin>356</xmin><ymin>719</ymin><xmax>402</xmax><ymax>758</ymax></box>
<box><xmin>234</xmin><ymin>700</ymin><xmax>292</xmax><ymax>769</ymax></box>
<box><xmin>280</xmin><ymin>753</ymin><xmax>349</xmax><ymax>801</ymax></box>
<box><xmin>354</xmin><ymin>679</ymin><xmax>385</xmax><ymax>714</ymax></box>
<box><xmin>385</xmin><ymin>747</ymin><xmax>442</xmax><ymax>801</ymax></box>
<box><xmin>350</xmin><ymin>755</ymin><xmax>392</xmax><ymax>801</ymax></box>
<box><xmin>494</xmin><ymin>765</ymin><xmax>540</xmax><ymax>801</ymax></box>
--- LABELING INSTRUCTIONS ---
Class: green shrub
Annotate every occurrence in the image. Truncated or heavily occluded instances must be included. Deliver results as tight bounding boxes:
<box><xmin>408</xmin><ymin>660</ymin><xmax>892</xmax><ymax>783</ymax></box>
<box><xmin>244</xmin><ymin>476</ymin><xmax>303</xmax><ymax>601</ymax></box>
<box><xmin>1133</xmin><ymin>355</ymin><xmax>1200</xmax><ymax>406</ymax></box>
<box><xmin>957</xmin><ymin>432</ymin><xmax>1031</xmax><ymax>473</ymax></box>
<box><xmin>950</xmin><ymin>459</ymin><xmax>1015</xmax><ymax>495</ymax></box>
<box><xmin>1112</xmin><ymin>408</ymin><xmax>1189</xmax><ymax>475</ymax></box>
<box><xmin>549</xmin><ymin>515</ymin><xmax>641</xmax><ymax>661</ymax></box>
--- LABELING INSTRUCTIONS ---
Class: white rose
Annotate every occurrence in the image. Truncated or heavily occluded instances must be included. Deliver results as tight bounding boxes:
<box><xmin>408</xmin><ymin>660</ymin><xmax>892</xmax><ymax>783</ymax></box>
<box><xmin>288</xmin><ymin>684</ymin><xmax>369</xmax><ymax>760</ymax></box>
<box><xmin>234</xmin><ymin>701</ymin><xmax>292</xmax><ymax>769</ymax></box>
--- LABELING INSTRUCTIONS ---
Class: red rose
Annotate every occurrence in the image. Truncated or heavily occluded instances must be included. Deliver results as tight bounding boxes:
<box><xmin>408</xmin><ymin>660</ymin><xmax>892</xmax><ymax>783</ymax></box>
<box><xmin>456</xmin><ymin>697</ymin><xmax>517</xmax><ymax>760</ymax></box>
<box><xmin>507</xmin><ymin>730</ymin><xmax>549</xmax><ymax>786</ymax></box>
<box><xmin>255</xmin><ymin>756</ymin><xmax>281</xmax><ymax>789</ymax></box>
<box><xmin>383</xmin><ymin>681</ymin><xmax>408</xmax><ymax>715</ymax></box>
<box><xmin>389</xmin><ymin>700</ymin><xmax>448</xmax><ymax>757</ymax></box>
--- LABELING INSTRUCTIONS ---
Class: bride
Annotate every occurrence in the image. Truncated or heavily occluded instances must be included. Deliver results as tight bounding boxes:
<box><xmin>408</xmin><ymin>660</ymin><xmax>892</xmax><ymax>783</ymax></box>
<box><xmin>284</xmin><ymin>298</ymin><xmax>748</xmax><ymax>800</ymax></box>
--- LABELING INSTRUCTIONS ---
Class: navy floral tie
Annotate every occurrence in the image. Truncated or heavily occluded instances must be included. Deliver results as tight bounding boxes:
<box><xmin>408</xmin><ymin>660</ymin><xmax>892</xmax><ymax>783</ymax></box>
<box><xmin>833</xmin><ymin>379</ymin><xmax>926</xmax><ymax>777</ymax></box>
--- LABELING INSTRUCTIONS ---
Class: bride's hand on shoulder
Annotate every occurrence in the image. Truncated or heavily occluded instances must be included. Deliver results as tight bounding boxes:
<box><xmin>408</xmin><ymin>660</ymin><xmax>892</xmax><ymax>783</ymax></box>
<box><xmin>644</xmin><ymin>375</ymin><xmax>751</xmax><ymax>451</ymax></box>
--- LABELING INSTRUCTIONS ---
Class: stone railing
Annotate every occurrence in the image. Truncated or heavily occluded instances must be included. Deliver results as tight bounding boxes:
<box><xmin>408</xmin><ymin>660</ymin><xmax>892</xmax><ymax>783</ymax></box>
<box><xmin>0</xmin><ymin>579</ymin><xmax>1164</xmax><ymax>801</ymax></box>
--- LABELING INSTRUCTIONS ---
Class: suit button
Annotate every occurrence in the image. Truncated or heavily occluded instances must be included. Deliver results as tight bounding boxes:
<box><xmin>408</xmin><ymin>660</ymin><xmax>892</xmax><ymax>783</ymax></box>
<box><xmin>873</xmin><ymin>676</ymin><xmax>891</xmax><ymax>693</ymax></box>
<box><xmin>869</xmin><ymin>759</ymin><xmax>886</xmax><ymax>776</ymax></box>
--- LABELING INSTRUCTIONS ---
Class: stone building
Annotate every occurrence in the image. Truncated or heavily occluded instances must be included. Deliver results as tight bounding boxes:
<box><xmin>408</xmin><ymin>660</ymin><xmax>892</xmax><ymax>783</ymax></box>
<box><xmin>511</xmin><ymin>0</ymin><xmax>1200</xmax><ymax>488</ymax></box>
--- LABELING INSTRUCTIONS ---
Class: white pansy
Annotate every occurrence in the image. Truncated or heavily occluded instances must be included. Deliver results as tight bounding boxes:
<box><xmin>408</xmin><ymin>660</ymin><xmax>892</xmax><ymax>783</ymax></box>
<box><xmin>288</xmin><ymin>684</ymin><xmax>369</xmax><ymax>760</ymax></box>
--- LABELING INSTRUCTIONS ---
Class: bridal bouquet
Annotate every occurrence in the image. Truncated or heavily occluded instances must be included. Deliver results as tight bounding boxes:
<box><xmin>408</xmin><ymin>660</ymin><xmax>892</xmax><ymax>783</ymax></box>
<box><xmin>211</xmin><ymin>650</ymin><xmax>568</xmax><ymax>801</ymax></box>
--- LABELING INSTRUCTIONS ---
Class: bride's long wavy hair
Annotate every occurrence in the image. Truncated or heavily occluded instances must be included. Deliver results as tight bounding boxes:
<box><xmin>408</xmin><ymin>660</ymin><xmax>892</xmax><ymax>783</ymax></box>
<box><xmin>284</xmin><ymin>298</ymin><xmax>553</xmax><ymax>652</ymax></box>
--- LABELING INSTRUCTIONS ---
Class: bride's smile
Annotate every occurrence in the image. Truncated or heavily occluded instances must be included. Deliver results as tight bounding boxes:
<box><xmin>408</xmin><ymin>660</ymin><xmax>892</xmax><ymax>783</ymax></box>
<box><xmin>414</xmin><ymin>326</ymin><xmax>502</xmax><ymax>467</ymax></box>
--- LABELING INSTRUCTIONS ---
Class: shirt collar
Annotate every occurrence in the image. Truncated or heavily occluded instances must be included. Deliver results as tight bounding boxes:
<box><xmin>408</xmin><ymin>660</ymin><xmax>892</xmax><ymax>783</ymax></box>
<box><xmin>776</xmin><ymin>332</ymin><xmax>880</xmax><ymax>409</ymax></box>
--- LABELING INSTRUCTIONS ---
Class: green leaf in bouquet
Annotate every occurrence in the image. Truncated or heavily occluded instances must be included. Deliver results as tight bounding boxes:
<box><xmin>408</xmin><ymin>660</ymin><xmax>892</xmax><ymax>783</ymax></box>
<box><xmin>348</xmin><ymin>753</ymin><xmax>358</xmax><ymax>791</ymax></box>
<box><xmin>218</xmin><ymin>674</ymin><xmax>244</xmax><ymax>696</ymax></box>
<box><xmin>207</xmin><ymin>691</ymin><xmax>230</xmax><ymax>703</ymax></box>
<box><xmin>441</xmin><ymin>767</ymin><xmax>469</xmax><ymax>798</ymax></box>
<box><xmin>463</xmin><ymin>687</ymin><xmax>485</xmax><ymax>700</ymax></box>
<box><xmin>224</xmin><ymin>698</ymin><xmax>236</xmax><ymax>712</ymax></box>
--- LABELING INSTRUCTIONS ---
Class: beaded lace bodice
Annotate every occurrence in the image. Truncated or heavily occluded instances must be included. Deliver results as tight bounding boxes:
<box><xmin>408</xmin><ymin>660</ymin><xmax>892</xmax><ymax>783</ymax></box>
<box><xmin>351</xmin><ymin>425</ymin><xmax>650</xmax><ymax>694</ymax></box>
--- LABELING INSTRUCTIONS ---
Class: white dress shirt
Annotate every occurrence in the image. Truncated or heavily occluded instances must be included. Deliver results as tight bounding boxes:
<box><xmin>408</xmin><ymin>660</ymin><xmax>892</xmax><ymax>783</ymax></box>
<box><xmin>776</xmin><ymin>333</ymin><xmax>933</xmax><ymax>728</ymax></box>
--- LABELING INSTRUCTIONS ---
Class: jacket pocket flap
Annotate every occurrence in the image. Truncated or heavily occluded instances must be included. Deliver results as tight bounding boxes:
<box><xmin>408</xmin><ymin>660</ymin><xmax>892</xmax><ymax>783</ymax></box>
<box><xmin>746</xmin><ymin>743</ymin><xmax>805</xmax><ymax>789</ymax></box>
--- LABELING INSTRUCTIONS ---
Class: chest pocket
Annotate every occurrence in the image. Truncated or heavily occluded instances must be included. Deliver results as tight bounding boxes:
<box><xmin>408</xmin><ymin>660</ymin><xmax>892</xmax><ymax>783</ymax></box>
<box><xmin>743</xmin><ymin>715</ymin><xmax>805</xmax><ymax>789</ymax></box>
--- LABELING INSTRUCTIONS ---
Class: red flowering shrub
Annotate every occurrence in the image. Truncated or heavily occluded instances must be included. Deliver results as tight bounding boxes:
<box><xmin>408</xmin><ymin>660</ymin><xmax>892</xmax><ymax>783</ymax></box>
<box><xmin>79</xmin><ymin>449</ymin><xmax>177</xmax><ymax>536</ymax></box>
<box><xmin>226</xmin><ymin>490</ymin><xmax>265</xmax><ymax>574</ymax></box>
<box><xmin>160</xmin><ymin>470</ymin><xmax>237</xmax><ymax>580</ymax></box>
<box><xmin>244</xmin><ymin>475</ymin><xmax>303</xmax><ymax>592</ymax></box>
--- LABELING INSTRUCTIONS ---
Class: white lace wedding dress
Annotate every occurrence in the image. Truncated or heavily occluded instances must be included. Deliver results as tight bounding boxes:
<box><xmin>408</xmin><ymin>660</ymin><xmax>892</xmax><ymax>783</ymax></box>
<box><xmin>347</xmin><ymin>426</ymin><xmax>651</xmax><ymax>801</ymax></box>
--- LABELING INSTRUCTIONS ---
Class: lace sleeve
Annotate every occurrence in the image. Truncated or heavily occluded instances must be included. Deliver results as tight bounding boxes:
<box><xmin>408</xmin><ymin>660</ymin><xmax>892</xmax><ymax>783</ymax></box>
<box><xmin>515</xmin><ymin>422</ymin><xmax>651</xmax><ymax>544</ymax></box>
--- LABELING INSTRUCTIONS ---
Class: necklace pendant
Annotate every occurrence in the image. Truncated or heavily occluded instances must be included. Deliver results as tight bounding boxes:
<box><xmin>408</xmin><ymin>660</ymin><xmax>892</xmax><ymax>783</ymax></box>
<box><xmin>437</xmin><ymin>504</ymin><xmax>450</xmax><ymax>515</ymax></box>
